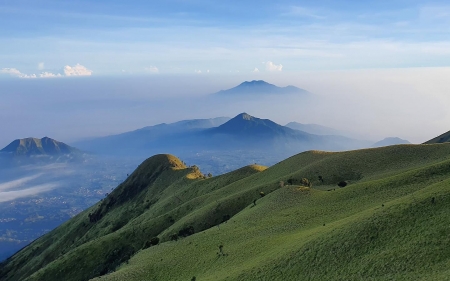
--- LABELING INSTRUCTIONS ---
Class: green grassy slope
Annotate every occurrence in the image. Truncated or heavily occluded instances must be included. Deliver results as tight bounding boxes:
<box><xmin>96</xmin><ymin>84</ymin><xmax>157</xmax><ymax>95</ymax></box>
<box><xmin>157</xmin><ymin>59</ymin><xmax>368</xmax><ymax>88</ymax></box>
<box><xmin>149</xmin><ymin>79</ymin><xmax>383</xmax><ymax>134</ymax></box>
<box><xmin>2</xmin><ymin>144</ymin><xmax>450</xmax><ymax>281</ymax></box>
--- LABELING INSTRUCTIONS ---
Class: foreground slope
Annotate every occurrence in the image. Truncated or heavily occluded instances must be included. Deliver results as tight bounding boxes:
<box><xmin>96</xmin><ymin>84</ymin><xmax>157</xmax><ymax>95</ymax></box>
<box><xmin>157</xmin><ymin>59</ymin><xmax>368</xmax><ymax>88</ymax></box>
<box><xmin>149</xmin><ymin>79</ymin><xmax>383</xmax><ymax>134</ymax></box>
<box><xmin>2</xmin><ymin>144</ymin><xmax>450</xmax><ymax>280</ymax></box>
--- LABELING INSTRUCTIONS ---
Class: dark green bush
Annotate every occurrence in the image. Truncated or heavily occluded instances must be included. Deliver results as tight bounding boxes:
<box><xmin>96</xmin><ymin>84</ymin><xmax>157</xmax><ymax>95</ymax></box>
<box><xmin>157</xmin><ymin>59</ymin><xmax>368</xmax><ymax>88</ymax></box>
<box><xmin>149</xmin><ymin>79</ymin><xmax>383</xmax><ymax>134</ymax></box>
<box><xmin>150</xmin><ymin>237</ymin><xmax>160</xmax><ymax>246</ymax></box>
<box><xmin>338</xmin><ymin>181</ymin><xmax>347</xmax><ymax>187</ymax></box>
<box><xmin>178</xmin><ymin>226</ymin><xmax>195</xmax><ymax>237</ymax></box>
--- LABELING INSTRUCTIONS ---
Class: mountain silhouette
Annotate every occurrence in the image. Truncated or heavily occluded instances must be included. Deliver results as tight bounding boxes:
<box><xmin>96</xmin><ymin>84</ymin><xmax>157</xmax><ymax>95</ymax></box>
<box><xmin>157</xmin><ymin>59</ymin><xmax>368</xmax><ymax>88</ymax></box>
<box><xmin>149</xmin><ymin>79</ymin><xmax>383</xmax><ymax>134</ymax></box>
<box><xmin>1</xmin><ymin>137</ymin><xmax>79</xmax><ymax>157</ymax></box>
<box><xmin>214</xmin><ymin>80</ymin><xmax>309</xmax><ymax>96</ymax></box>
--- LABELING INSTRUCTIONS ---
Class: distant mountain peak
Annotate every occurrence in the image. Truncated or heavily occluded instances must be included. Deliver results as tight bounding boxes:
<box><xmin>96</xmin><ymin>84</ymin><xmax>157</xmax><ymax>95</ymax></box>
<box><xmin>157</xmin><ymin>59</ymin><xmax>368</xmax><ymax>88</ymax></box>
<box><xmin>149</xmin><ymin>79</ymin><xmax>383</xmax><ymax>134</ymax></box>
<box><xmin>372</xmin><ymin>137</ymin><xmax>411</xmax><ymax>148</ymax></box>
<box><xmin>237</xmin><ymin>112</ymin><xmax>253</xmax><ymax>120</ymax></box>
<box><xmin>215</xmin><ymin>80</ymin><xmax>310</xmax><ymax>96</ymax></box>
<box><xmin>1</xmin><ymin>137</ymin><xmax>79</xmax><ymax>156</ymax></box>
<box><xmin>239</xmin><ymin>80</ymin><xmax>270</xmax><ymax>86</ymax></box>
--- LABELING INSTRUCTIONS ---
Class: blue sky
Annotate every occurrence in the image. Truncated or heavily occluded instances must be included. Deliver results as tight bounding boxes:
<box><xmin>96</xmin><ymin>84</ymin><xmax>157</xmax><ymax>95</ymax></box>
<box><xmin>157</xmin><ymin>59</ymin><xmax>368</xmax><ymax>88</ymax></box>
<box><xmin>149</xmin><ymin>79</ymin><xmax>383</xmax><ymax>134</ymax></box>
<box><xmin>1</xmin><ymin>0</ymin><xmax>450</xmax><ymax>76</ymax></box>
<box><xmin>1</xmin><ymin>1</ymin><xmax>450</xmax><ymax>147</ymax></box>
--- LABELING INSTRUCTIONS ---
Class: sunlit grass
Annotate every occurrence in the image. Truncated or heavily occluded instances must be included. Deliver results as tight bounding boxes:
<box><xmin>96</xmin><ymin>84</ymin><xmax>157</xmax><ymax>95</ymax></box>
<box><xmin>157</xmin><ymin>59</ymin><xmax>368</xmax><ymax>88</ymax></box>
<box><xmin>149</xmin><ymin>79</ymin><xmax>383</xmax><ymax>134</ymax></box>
<box><xmin>2</xmin><ymin>144</ymin><xmax>450</xmax><ymax>281</ymax></box>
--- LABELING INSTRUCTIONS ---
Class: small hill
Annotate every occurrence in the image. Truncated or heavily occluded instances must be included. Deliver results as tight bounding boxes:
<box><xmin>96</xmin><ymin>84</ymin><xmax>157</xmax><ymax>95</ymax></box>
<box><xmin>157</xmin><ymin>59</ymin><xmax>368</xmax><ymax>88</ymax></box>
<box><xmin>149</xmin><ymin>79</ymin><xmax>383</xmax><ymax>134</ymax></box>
<box><xmin>0</xmin><ymin>137</ymin><xmax>79</xmax><ymax>157</ymax></box>
<box><xmin>214</xmin><ymin>80</ymin><xmax>309</xmax><ymax>96</ymax></box>
<box><xmin>424</xmin><ymin>130</ymin><xmax>450</xmax><ymax>144</ymax></box>
<box><xmin>3</xmin><ymin>144</ymin><xmax>450</xmax><ymax>281</ymax></box>
<box><xmin>372</xmin><ymin>137</ymin><xmax>411</xmax><ymax>147</ymax></box>
<box><xmin>286</xmin><ymin>122</ymin><xmax>343</xmax><ymax>136</ymax></box>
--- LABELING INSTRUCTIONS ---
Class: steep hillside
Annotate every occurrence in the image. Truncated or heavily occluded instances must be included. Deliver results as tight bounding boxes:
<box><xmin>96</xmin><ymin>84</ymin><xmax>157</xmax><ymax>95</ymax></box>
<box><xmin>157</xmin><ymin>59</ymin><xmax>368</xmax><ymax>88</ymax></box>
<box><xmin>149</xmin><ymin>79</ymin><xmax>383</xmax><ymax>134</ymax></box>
<box><xmin>424</xmin><ymin>130</ymin><xmax>450</xmax><ymax>144</ymax></box>
<box><xmin>2</xmin><ymin>144</ymin><xmax>450</xmax><ymax>280</ymax></box>
<box><xmin>1</xmin><ymin>137</ymin><xmax>79</xmax><ymax>157</ymax></box>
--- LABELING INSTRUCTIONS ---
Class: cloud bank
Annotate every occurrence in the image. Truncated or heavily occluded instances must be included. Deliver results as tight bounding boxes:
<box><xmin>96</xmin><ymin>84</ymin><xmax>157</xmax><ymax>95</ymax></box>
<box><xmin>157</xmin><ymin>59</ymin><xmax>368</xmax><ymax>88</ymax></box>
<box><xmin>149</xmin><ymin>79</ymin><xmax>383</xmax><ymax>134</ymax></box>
<box><xmin>1</xmin><ymin>64</ymin><xmax>92</xmax><ymax>79</ymax></box>
<box><xmin>0</xmin><ymin>68</ymin><xmax>37</xmax><ymax>79</ymax></box>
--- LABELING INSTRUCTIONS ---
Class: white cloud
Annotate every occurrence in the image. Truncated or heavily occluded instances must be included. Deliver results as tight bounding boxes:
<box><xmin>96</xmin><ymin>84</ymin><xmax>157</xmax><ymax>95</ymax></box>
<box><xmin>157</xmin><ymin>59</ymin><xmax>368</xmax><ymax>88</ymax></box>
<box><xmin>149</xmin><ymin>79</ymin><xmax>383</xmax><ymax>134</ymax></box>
<box><xmin>265</xmin><ymin>61</ymin><xmax>283</xmax><ymax>72</ymax></box>
<box><xmin>2</xmin><ymin>64</ymin><xmax>94</xmax><ymax>79</ymax></box>
<box><xmin>1</xmin><ymin>68</ymin><xmax>22</xmax><ymax>76</ymax></box>
<box><xmin>38</xmin><ymin>62</ymin><xmax>45</xmax><ymax>70</ymax></box>
<box><xmin>195</xmin><ymin>70</ymin><xmax>202</xmax><ymax>73</ymax></box>
<box><xmin>144</xmin><ymin>66</ymin><xmax>159</xmax><ymax>73</ymax></box>
<box><xmin>63</xmin><ymin>63</ymin><xmax>93</xmax><ymax>76</ymax></box>
<box><xmin>39</xmin><ymin>72</ymin><xmax>62</xmax><ymax>78</ymax></box>
<box><xmin>252</xmin><ymin>67</ymin><xmax>260</xmax><ymax>72</ymax></box>
<box><xmin>1</xmin><ymin>68</ymin><xmax>36</xmax><ymax>78</ymax></box>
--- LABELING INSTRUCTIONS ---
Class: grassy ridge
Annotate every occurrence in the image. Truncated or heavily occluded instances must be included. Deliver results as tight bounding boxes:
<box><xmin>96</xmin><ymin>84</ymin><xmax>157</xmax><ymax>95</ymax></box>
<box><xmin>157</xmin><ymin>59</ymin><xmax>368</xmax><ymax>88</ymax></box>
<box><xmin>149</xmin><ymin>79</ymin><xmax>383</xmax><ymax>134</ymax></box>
<box><xmin>92</xmin><ymin>146</ymin><xmax>450</xmax><ymax>281</ymax></box>
<box><xmin>1</xmin><ymin>144</ymin><xmax>450</xmax><ymax>281</ymax></box>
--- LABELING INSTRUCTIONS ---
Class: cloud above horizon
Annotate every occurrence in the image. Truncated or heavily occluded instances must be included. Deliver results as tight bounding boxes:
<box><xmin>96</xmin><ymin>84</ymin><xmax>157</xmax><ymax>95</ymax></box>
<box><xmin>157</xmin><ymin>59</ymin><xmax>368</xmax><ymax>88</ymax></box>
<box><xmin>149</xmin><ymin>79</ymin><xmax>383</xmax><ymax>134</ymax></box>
<box><xmin>1</xmin><ymin>68</ymin><xmax>37</xmax><ymax>79</ymax></box>
<box><xmin>265</xmin><ymin>61</ymin><xmax>283</xmax><ymax>72</ymax></box>
<box><xmin>63</xmin><ymin>64</ymin><xmax>93</xmax><ymax>76</ymax></box>
<box><xmin>1</xmin><ymin>1</ymin><xmax>450</xmax><ymax>74</ymax></box>
<box><xmin>1</xmin><ymin>64</ymin><xmax>92</xmax><ymax>79</ymax></box>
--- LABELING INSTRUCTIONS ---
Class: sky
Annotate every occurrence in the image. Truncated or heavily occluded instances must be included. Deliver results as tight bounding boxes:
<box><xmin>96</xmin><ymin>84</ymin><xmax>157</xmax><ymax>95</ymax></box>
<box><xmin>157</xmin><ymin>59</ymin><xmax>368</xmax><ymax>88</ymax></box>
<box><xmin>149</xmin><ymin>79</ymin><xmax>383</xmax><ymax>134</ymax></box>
<box><xmin>1</xmin><ymin>0</ymin><xmax>450</xmax><ymax>146</ymax></box>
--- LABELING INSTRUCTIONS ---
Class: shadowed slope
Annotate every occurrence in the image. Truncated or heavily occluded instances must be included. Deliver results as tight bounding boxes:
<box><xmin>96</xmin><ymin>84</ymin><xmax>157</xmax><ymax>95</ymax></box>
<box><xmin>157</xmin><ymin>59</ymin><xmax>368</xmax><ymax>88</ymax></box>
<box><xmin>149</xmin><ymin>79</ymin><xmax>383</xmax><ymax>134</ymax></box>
<box><xmin>424</xmin><ymin>130</ymin><xmax>450</xmax><ymax>144</ymax></box>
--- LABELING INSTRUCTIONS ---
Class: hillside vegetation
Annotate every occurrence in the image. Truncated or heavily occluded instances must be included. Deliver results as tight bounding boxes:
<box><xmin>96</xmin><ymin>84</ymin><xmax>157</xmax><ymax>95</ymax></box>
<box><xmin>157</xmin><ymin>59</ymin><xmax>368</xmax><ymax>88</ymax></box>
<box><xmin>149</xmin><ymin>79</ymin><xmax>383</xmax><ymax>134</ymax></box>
<box><xmin>2</xmin><ymin>144</ymin><xmax>450</xmax><ymax>281</ymax></box>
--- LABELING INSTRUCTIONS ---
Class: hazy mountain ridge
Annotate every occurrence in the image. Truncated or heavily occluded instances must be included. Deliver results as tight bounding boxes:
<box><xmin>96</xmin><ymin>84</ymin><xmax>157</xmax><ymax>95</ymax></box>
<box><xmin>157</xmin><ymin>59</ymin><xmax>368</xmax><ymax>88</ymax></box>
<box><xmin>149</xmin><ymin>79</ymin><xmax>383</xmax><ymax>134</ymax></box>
<box><xmin>372</xmin><ymin>137</ymin><xmax>411</xmax><ymax>147</ymax></box>
<box><xmin>73</xmin><ymin>117</ymin><xmax>231</xmax><ymax>155</ymax></box>
<box><xmin>75</xmin><ymin>113</ymin><xmax>371</xmax><ymax>160</ymax></box>
<box><xmin>214</xmin><ymin>80</ymin><xmax>310</xmax><ymax>96</ymax></box>
<box><xmin>286</xmin><ymin>122</ymin><xmax>343</xmax><ymax>136</ymax></box>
